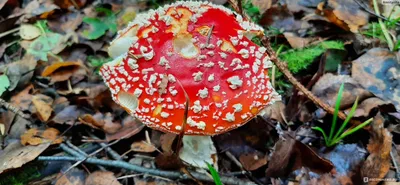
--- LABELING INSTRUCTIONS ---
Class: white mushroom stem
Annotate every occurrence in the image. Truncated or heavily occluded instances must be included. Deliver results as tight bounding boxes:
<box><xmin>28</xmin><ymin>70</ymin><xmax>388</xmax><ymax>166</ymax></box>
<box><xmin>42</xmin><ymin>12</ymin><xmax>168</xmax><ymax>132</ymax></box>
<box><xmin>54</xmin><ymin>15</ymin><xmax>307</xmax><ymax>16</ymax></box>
<box><xmin>179</xmin><ymin>135</ymin><xmax>218</xmax><ymax>170</ymax></box>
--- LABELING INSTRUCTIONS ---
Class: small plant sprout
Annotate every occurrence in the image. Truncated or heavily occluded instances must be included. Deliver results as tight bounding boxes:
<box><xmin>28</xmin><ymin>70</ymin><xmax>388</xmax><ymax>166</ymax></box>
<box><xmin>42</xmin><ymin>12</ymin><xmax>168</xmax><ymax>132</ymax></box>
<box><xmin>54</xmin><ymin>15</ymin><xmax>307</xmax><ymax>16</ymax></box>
<box><xmin>312</xmin><ymin>83</ymin><xmax>373</xmax><ymax>147</ymax></box>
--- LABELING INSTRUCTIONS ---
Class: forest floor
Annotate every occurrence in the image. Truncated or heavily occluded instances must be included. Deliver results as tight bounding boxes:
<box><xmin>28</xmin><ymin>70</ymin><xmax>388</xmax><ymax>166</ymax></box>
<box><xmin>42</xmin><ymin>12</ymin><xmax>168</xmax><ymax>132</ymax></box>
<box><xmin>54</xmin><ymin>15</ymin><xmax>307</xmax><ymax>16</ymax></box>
<box><xmin>0</xmin><ymin>0</ymin><xmax>400</xmax><ymax>184</ymax></box>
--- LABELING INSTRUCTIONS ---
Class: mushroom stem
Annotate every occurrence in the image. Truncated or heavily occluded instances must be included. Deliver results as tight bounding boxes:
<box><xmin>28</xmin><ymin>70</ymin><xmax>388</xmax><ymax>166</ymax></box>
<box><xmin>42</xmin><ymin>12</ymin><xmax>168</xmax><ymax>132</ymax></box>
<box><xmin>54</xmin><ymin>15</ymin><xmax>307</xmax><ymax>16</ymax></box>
<box><xmin>179</xmin><ymin>135</ymin><xmax>218</xmax><ymax>170</ymax></box>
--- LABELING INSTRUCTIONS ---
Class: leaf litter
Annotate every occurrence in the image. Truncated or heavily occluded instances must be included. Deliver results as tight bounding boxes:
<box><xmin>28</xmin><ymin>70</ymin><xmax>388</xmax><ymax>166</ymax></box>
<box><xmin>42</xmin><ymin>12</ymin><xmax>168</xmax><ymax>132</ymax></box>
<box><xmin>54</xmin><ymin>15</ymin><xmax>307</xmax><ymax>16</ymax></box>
<box><xmin>0</xmin><ymin>0</ymin><xmax>400</xmax><ymax>184</ymax></box>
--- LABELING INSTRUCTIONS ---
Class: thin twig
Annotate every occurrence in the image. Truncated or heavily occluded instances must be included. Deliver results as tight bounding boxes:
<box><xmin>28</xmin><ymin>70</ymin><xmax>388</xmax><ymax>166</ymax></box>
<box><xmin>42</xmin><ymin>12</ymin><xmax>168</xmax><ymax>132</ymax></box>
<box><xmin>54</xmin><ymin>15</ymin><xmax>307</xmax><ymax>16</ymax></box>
<box><xmin>0</xmin><ymin>98</ymin><xmax>30</xmax><ymax>119</ymax></box>
<box><xmin>37</xmin><ymin>156</ymin><xmax>256</xmax><ymax>185</ymax></box>
<box><xmin>88</xmin><ymin>133</ymin><xmax>122</xmax><ymax>160</ymax></box>
<box><xmin>0</xmin><ymin>27</ymin><xmax>20</xmax><ymax>39</ymax></box>
<box><xmin>65</xmin><ymin>141</ymin><xmax>107</xmax><ymax>171</ymax></box>
<box><xmin>261</xmin><ymin>38</ymin><xmax>353</xmax><ymax>124</ymax></box>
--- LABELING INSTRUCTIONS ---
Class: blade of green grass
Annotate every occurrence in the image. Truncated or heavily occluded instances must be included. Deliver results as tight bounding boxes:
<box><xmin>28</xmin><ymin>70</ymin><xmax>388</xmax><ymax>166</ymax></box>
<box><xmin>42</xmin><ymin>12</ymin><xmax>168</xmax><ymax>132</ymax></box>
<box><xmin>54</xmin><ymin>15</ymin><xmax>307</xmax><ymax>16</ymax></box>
<box><xmin>328</xmin><ymin>83</ymin><xmax>345</xmax><ymax>142</ymax></box>
<box><xmin>332</xmin><ymin>97</ymin><xmax>359</xmax><ymax>141</ymax></box>
<box><xmin>206</xmin><ymin>162</ymin><xmax>222</xmax><ymax>185</ymax></box>
<box><xmin>312</xmin><ymin>127</ymin><xmax>329</xmax><ymax>146</ymax></box>
<box><xmin>333</xmin><ymin>118</ymin><xmax>373</xmax><ymax>144</ymax></box>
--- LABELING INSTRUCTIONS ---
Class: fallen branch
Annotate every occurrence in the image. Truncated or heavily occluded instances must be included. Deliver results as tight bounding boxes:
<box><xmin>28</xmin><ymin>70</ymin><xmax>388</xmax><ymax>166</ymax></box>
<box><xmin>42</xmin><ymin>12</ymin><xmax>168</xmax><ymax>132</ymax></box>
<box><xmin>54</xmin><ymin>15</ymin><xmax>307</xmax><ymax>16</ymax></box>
<box><xmin>0</xmin><ymin>98</ymin><xmax>29</xmax><ymax>119</ymax></box>
<box><xmin>38</xmin><ymin>156</ymin><xmax>256</xmax><ymax>185</ymax></box>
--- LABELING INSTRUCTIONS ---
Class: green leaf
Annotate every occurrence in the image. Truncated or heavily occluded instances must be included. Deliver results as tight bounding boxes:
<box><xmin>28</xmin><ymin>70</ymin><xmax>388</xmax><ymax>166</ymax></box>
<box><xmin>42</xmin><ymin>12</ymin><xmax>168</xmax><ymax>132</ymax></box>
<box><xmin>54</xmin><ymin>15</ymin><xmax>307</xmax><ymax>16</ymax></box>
<box><xmin>35</xmin><ymin>20</ymin><xmax>51</xmax><ymax>34</ymax></box>
<box><xmin>0</xmin><ymin>74</ymin><xmax>10</xmax><ymax>96</ymax></box>
<box><xmin>82</xmin><ymin>8</ymin><xmax>117</xmax><ymax>40</ymax></box>
<box><xmin>82</xmin><ymin>17</ymin><xmax>109</xmax><ymax>40</ymax></box>
<box><xmin>206</xmin><ymin>162</ymin><xmax>222</xmax><ymax>185</ymax></box>
<box><xmin>27</xmin><ymin>32</ymin><xmax>62</xmax><ymax>61</ymax></box>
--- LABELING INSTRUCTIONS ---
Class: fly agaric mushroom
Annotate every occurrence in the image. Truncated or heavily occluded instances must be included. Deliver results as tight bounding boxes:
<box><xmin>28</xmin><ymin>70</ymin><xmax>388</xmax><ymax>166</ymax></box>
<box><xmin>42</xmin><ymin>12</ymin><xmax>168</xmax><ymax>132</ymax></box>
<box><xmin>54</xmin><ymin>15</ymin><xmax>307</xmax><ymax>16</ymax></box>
<box><xmin>100</xmin><ymin>1</ymin><xmax>280</xmax><ymax>168</ymax></box>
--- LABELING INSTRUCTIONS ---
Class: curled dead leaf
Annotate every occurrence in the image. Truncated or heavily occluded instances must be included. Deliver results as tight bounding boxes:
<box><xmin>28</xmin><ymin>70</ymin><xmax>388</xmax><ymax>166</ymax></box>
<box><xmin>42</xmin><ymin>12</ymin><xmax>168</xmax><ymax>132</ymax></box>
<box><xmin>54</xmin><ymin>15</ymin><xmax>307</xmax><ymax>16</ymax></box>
<box><xmin>84</xmin><ymin>171</ymin><xmax>121</xmax><ymax>185</ymax></box>
<box><xmin>266</xmin><ymin>132</ymin><xmax>333</xmax><ymax>177</ymax></box>
<box><xmin>0</xmin><ymin>142</ymin><xmax>50</xmax><ymax>174</ymax></box>
<box><xmin>20</xmin><ymin>128</ymin><xmax>63</xmax><ymax>146</ymax></box>
<box><xmin>316</xmin><ymin>0</ymin><xmax>368</xmax><ymax>32</ymax></box>
<box><xmin>361</xmin><ymin>113</ymin><xmax>392</xmax><ymax>185</ymax></box>
<box><xmin>239</xmin><ymin>151</ymin><xmax>268</xmax><ymax>171</ymax></box>
<box><xmin>32</xmin><ymin>94</ymin><xmax>54</xmax><ymax>121</ymax></box>
<box><xmin>130</xmin><ymin>141</ymin><xmax>157</xmax><ymax>153</ymax></box>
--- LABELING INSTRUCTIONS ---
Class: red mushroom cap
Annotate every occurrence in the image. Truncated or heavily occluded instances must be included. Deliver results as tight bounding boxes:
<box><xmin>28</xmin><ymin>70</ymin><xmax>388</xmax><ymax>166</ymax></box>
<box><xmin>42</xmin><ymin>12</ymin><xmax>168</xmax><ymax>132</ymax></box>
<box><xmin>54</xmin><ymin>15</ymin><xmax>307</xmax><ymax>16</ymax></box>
<box><xmin>100</xmin><ymin>1</ymin><xmax>280</xmax><ymax>136</ymax></box>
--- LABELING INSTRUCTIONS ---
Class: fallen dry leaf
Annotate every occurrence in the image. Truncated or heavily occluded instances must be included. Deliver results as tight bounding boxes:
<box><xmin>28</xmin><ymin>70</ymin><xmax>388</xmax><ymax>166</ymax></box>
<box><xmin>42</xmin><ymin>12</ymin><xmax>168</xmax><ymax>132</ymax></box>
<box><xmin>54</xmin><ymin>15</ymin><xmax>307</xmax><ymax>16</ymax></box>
<box><xmin>41</xmin><ymin>61</ymin><xmax>83</xmax><ymax>84</ymax></box>
<box><xmin>266</xmin><ymin>132</ymin><xmax>333</xmax><ymax>177</ymax></box>
<box><xmin>131</xmin><ymin>141</ymin><xmax>157</xmax><ymax>153</ymax></box>
<box><xmin>259</xmin><ymin>101</ymin><xmax>286</xmax><ymax>124</ymax></box>
<box><xmin>260</xmin><ymin>5</ymin><xmax>311</xmax><ymax>32</ymax></box>
<box><xmin>84</xmin><ymin>171</ymin><xmax>121</xmax><ymax>185</ymax></box>
<box><xmin>239</xmin><ymin>151</ymin><xmax>268</xmax><ymax>171</ymax></box>
<box><xmin>9</xmin><ymin>84</ymin><xmax>34</xmax><ymax>112</ymax></box>
<box><xmin>316</xmin><ymin>0</ymin><xmax>368</xmax><ymax>32</ymax></box>
<box><xmin>312</xmin><ymin>73</ymin><xmax>373</xmax><ymax>109</ymax></box>
<box><xmin>19</xmin><ymin>24</ymin><xmax>41</xmax><ymax>40</ymax></box>
<box><xmin>55</xmin><ymin>167</ymin><xmax>86</xmax><ymax>185</ymax></box>
<box><xmin>6</xmin><ymin>54</ymin><xmax>37</xmax><ymax>91</ymax></box>
<box><xmin>52</xmin><ymin>105</ymin><xmax>80</xmax><ymax>125</ymax></box>
<box><xmin>361</xmin><ymin>113</ymin><xmax>392</xmax><ymax>185</ymax></box>
<box><xmin>352</xmin><ymin>97</ymin><xmax>390</xmax><ymax>118</ymax></box>
<box><xmin>106</xmin><ymin>116</ymin><xmax>145</xmax><ymax>141</ymax></box>
<box><xmin>0</xmin><ymin>142</ymin><xmax>50</xmax><ymax>174</ymax></box>
<box><xmin>283</xmin><ymin>32</ymin><xmax>313</xmax><ymax>49</ymax></box>
<box><xmin>23</xmin><ymin>0</ymin><xmax>59</xmax><ymax>19</ymax></box>
<box><xmin>20</xmin><ymin>127</ymin><xmax>63</xmax><ymax>145</ymax></box>
<box><xmin>352</xmin><ymin>48</ymin><xmax>400</xmax><ymax>112</ymax></box>
<box><xmin>32</xmin><ymin>94</ymin><xmax>54</xmax><ymax>121</ymax></box>
<box><xmin>160</xmin><ymin>132</ymin><xmax>177</xmax><ymax>155</ymax></box>
<box><xmin>54</xmin><ymin>0</ymin><xmax>87</xmax><ymax>10</ymax></box>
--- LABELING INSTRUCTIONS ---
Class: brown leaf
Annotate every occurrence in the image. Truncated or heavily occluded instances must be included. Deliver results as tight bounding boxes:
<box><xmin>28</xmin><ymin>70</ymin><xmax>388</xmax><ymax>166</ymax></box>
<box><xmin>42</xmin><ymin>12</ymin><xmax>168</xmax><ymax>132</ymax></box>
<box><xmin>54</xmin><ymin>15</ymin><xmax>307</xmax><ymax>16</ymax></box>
<box><xmin>361</xmin><ymin>113</ymin><xmax>392</xmax><ymax>185</ymax></box>
<box><xmin>239</xmin><ymin>151</ymin><xmax>268</xmax><ymax>171</ymax></box>
<box><xmin>0</xmin><ymin>142</ymin><xmax>50</xmax><ymax>174</ymax></box>
<box><xmin>10</xmin><ymin>84</ymin><xmax>34</xmax><ymax>112</ymax></box>
<box><xmin>312</xmin><ymin>73</ymin><xmax>373</xmax><ymax>109</ymax></box>
<box><xmin>79</xmin><ymin>113</ymin><xmax>104</xmax><ymax>129</ymax></box>
<box><xmin>52</xmin><ymin>105</ymin><xmax>80</xmax><ymax>125</ymax></box>
<box><xmin>54</xmin><ymin>0</ymin><xmax>86</xmax><ymax>9</ymax></box>
<box><xmin>131</xmin><ymin>141</ymin><xmax>157</xmax><ymax>153</ymax></box>
<box><xmin>352</xmin><ymin>97</ymin><xmax>390</xmax><ymax>118</ymax></box>
<box><xmin>106</xmin><ymin>116</ymin><xmax>144</xmax><ymax>141</ymax></box>
<box><xmin>266</xmin><ymin>132</ymin><xmax>333</xmax><ymax>177</ymax></box>
<box><xmin>55</xmin><ymin>167</ymin><xmax>86</xmax><ymax>185</ymax></box>
<box><xmin>259</xmin><ymin>101</ymin><xmax>286</xmax><ymax>123</ymax></box>
<box><xmin>352</xmin><ymin>48</ymin><xmax>400</xmax><ymax>112</ymax></box>
<box><xmin>102</xmin><ymin>113</ymin><xmax>122</xmax><ymax>134</ymax></box>
<box><xmin>23</xmin><ymin>0</ymin><xmax>59</xmax><ymax>19</ymax></box>
<box><xmin>41</xmin><ymin>61</ymin><xmax>83</xmax><ymax>84</ymax></box>
<box><xmin>84</xmin><ymin>171</ymin><xmax>121</xmax><ymax>185</ymax></box>
<box><xmin>260</xmin><ymin>5</ymin><xmax>311</xmax><ymax>32</ymax></box>
<box><xmin>160</xmin><ymin>133</ymin><xmax>177</xmax><ymax>155</ymax></box>
<box><xmin>32</xmin><ymin>94</ymin><xmax>54</xmax><ymax>121</ymax></box>
<box><xmin>283</xmin><ymin>32</ymin><xmax>313</xmax><ymax>49</ymax></box>
<box><xmin>20</xmin><ymin>127</ymin><xmax>63</xmax><ymax>145</ymax></box>
<box><xmin>6</xmin><ymin>54</ymin><xmax>37</xmax><ymax>91</ymax></box>
<box><xmin>316</xmin><ymin>0</ymin><xmax>368</xmax><ymax>32</ymax></box>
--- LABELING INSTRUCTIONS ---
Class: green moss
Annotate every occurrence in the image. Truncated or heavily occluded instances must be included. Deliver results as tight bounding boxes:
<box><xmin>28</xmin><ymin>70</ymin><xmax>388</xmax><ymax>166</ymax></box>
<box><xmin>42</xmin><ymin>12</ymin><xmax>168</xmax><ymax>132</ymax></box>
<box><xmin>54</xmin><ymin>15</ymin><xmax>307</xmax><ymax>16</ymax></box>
<box><xmin>0</xmin><ymin>164</ymin><xmax>41</xmax><ymax>185</ymax></box>
<box><xmin>279</xmin><ymin>41</ymin><xmax>345</xmax><ymax>73</ymax></box>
